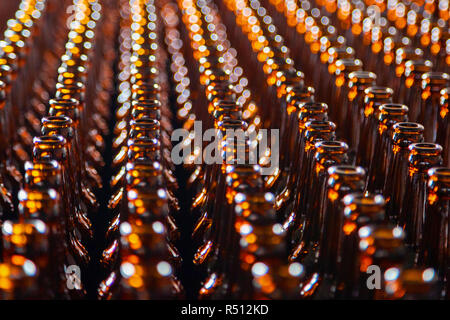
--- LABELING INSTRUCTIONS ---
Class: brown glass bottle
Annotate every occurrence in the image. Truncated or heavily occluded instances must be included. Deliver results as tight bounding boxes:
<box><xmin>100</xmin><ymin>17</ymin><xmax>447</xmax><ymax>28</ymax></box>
<box><xmin>232</xmin><ymin>191</ymin><xmax>305</xmax><ymax>299</ymax></box>
<box><xmin>0</xmin><ymin>257</ymin><xmax>43</xmax><ymax>299</ymax></box>
<box><xmin>367</xmin><ymin>103</ymin><xmax>409</xmax><ymax>194</ymax></box>
<box><xmin>0</xmin><ymin>80</ymin><xmax>14</xmax><ymax>219</ymax></box>
<box><xmin>384</xmin><ymin>122</ymin><xmax>425</xmax><ymax>221</ymax></box>
<box><xmin>32</xmin><ymin>135</ymin><xmax>90</xmax><ymax>287</ymax></box>
<box><xmin>305</xmin><ymin>165</ymin><xmax>366</xmax><ymax>299</ymax></box>
<box><xmin>275</xmin><ymin>102</ymin><xmax>328</xmax><ymax>214</ymax></box>
<box><xmin>340</xmin><ymin>71</ymin><xmax>377</xmax><ymax>161</ymax></box>
<box><xmin>356</xmin><ymin>224</ymin><xmax>407</xmax><ymax>299</ymax></box>
<box><xmin>335</xmin><ymin>193</ymin><xmax>386</xmax><ymax>299</ymax></box>
<box><xmin>289</xmin><ymin>141</ymin><xmax>349</xmax><ymax>264</ymax></box>
<box><xmin>396</xmin><ymin>268</ymin><xmax>440</xmax><ymax>299</ymax></box>
<box><xmin>212</xmin><ymin>163</ymin><xmax>265</xmax><ymax>299</ymax></box>
<box><xmin>41</xmin><ymin>116</ymin><xmax>95</xmax><ymax>242</ymax></box>
<box><xmin>276</xmin><ymin>85</ymin><xmax>315</xmax><ymax>194</ymax></box>
<box><xmin>318</xmin><ymin>46</ymin><xmax>355</xmax><ymax>100</ymax></box>
<box><xmin>437</xmin><ymin>87</ymin><xmax>449</xmax><ymax>165</ymax></box>
<box><xmin>420</xmin><ymin>167</ymin><xmax>449</xmax><ymax>298</ymax></box>
<box><xmin>400</xmin><ymin>143</ymin><xmax>443</xmax><ymax>260</ymax></box>
<box><xmin>112</xmin><ymin>255</ymin><xmax>182</xmax><ymax>300</ymax></box>
<box><xmin>328</xmin><ymin>58</ymin><xmax>363</xmax><ymax>124</ymax></box>
<box><xmin>418</xmin><ymin>72</ymin><xmax>450</xmax><ymax>142</ymax></box>
<box><xmin>357</xmin><ymin>86</ymin><xmax>394</xmax><ymax>171</ymax></box>
<box><xmin>290</xmin><ymin>120</ymin><xmax>337</xmax><ymax>226</ymax></box>
<box><xmin>392</xmin><ymin>47</ymin><xmax>423</xmax><ymax>96</ymax></box>
<box><xmin>193</xmin><ymin>120</ymin><xmax>247</xmax><ymax>269</ymax></box>
<box><xmin>1</xmin><ymin>217</ymin><xmax>49</xmax><ymax>292</ymax></box>
<box><xmin>401</xmin><ymin>59</ymin><xmax>433</xmax><ymax>121</ymax></box>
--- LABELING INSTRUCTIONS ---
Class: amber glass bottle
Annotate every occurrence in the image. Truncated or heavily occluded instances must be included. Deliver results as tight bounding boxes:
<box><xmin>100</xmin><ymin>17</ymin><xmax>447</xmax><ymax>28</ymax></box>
<box><xmin>437</xmin><ymin>87</ymin><xmax>449</xmax><ymax>165</ymax></box>
<box><xmin>367</xmin><ymin>103</ymin><xmax>409</xmax><ymax>194</ymax></box>
<box><xmin>335</xmin><ymin>193</ymin><xmax>386</xmax><ymax>299</ymax></box>
<box><xmin>418</xmin><ymin>72</ymin><xmax>450</xmax><ymax>142</ymax></box>
<box><xmin>358</xmin><ymin>86</ymin><xmax>394</xmax><ymax>172</ymax></box>
<box><xmin>289</xmin><ymin>120</ymin><xmax>336</xmax><ymax>229</ymax></box>
<box><xmin>401</xmin><ymin>59</ymin><xmax>433</xmax><ymax>121</ymax></box>
<box><xmin>305</xmin><ymin>166</ymin><xmax>366</xmax><ymax>299</ymax></box>
<box><xmin>400</xmin><ymin>143</ymin><xmax>443</xmax><ymax>260</ymax></box>
<box><xmin>289</xmin><ymin>141</ymin><xmax>349</xmax><ymax>264</ymax></box>
<box><xmin>356</xmin><ymin>224</ymin><xmax>407</xmax><ymax>299</ymax></box>
<box><xmin>420</xmin><ymin>167</ymin><xmax>449</xmax><ymax>298</ymax></box>
<box><xmin>341</xmin><ymin>71</ymin><xmax>377</xmax><ymax>161</ymax></box>
<box><xmin>275</xmin><ymin>102</ymin><xmax>329</xmax><ymax>216</ymax></box>
<box><xmin>385</xmin><ymin>122</ymin><xmax>425</xmax><ymax>221</ymax></box>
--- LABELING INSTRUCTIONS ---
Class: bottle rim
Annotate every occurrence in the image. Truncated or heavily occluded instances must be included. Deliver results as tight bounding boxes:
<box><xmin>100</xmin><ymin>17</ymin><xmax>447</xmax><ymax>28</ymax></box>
<box><xmin>315</xmin><ymin>140</ymin><xmax>348</xmax><ymax>152</ymax></box>
<box><xmin>379</xmin><ymin>103</ymin><xmax>409</xmax><ymax>115</ymax></box>
<box><xmin>342</xmin><ymin>192</ymin><xmax>385</xmax><ymax>207</ymax></box>
<box><xmin>393</xmin><ymin>122</ymin><xmax>424</xmax><ymax>133</ymax></box>
<box><xmin>364</xmin><ymin>86</ymin><xmax>394</xmax><ymax>97</ymax></box>
<box><xmin>408</xmin><ymin>142</ymin><xmax>443</xmax><ymax>155</ymax></box>
<box><xmin>327</xmin><ymin>165</ymin><xmax>365</xmax><ymax>176</ymax></box>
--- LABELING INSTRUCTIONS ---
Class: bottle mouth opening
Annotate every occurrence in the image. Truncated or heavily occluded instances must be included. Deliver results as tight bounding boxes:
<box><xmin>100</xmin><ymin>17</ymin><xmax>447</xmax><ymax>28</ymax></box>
<box><xmin>299</xmin><ymin>102</ymin><xmax>328</xmax><ymax>112</ymax></box>
<box><xmin>132</xmin><ymin>86</ymin><xmax>160</xmax><ymax>95</ymax></box>
<box><xmin>131</xmin><ymin>118</ymin><xmax>160</xmax><ymax>126</ymax></box>
<box><xmin>42</xmin><ymin>116</ymin><xmax>73</xmax><ymax>127</ymax></box>
<box><xmin>343</xmin><ymin>193</ymin><xmax>385</xmax><ymax>206</ymax></box>
<box><xmin>207</xmin><ymin>90</ymin><xmax>235</xmax><ymax>99</ymax></box>
<box><xmin>214</xmin><ymin>107</ymin><xmax>241</xmax><ymax>115</ymax></box>
<box><xmin>283</xmin><ymin>69</ymin><xmax>304</xmax><ymax>78</ymax></box>
<box><xmin>364</xmin><ymin>86</ymin><xmax>394</xmax><ymax>97</ymax></box>
<box><xmin>127</xmin><ymin>189</ymin><xmax>167</xmax><ymax>201</ymax></box>
<box><xmin>24</xmin><ymin>160</ymin><xmax>60</xmax><ymax>171</ymax></box>
<box><xmin>214</xmin><ymin>100</ymin><xmax>240</xmax><ymax>108</ymax></box>
<box><xmin>126</xmin><ymin>160</ymin><xmax>161</xmax><ymax>170</ymax></box>
<box><xmin>394</xmin><ymin>122</ymin><xmax>424</xmax><ymax>132</ymax></box>
<box><xmin>401</xmin><ymin>268</ymin><xmax>438</xmax><ymax>287</ymax></box>
<box><xmin>405</xmin><ymin>58</ymin><xmax>433</xmax><ymax>67</ymax></box>
<box><xmin>128</xmin><ymin>137</ymin><xmax>160</xmax><ymax>146</ymax></box>
<box><xmin>34</xmin><ymin>135</ymin><xmax>66</xmax><ymax>145</ymax></box>
<box><xmin>288</xmin><ymin>87</ymin><xmax>315</xmax><ymax>97</ymax></box>
<box><xmin>329</xmin><ymin>46</ymin><xmax>354</xmax><ymax>54</ymax></box>
<box><xmin>428</xmin><ymin>167</ymin><xmax>450</xmax><ymax>180</ymax></box>
<box><xmin>226</xmin><ymin>164</ymin><xmax>261</xmax><ymax>173</ymax></box>
<box><xmin>206</xmin><ymin>81</ymin><xmax>233</xmax><ymax>89</ymax></box>
<box><xmin>49</xmin><ymin>98</ymin><xmax>79</xmax><ymax>108</ymax></box>
<box><xmin>18</xmin><ymin>188</ymin><xmax>58</xmax><ymax>201</ymax></box>
<box><xmin>396</xmin><ymin>47</ymin><xmax>423</xmax><ymax>56</ymax></box>
<box><xmin>278</xmin><ymin>76</ymin><xmax>304</xmax><ymax>87</ymax></box>
<box><xmin>336</xmin><ymin>58</ymin><xmax>362</xmax><ymax>67</ymax></box>
<box><xmin>58</xmin><ymin>73</ymin><xmax>86</xmax><ymax>82</ymax></box>
<box><xmin>328</xmin><ymin>165</ymin><xmax>365</xmax><ymax>176</ymax></box>
<box><xmin>133</xmin><ymin>81</ymin><xmax>160</xmax><ymax>88</ymax></box>
<box><xmin>56</xmin><ymin>82</ymin><xmax>84</xmax><ymax>90</ymax></box>
<box><xmin>58</xmin><ymin>64</ymin><xmax>86</xmax><ymax>72</ymax></box>
<box><xmin>132</xmin><ymin>99</ymin><xmax>161</xmax><ymax>107</ymax></box>
<box><xmin>127</xmin><ymin>166</ymin><xmax>162</xmax><ymax>173</ymax></box>
<box><xmin>379</xmin><ymin>104</ymin><xmax>409</xmax><ymax>114</ymax></box>
<box><xmin>217</xmin><ymin>119</ymin><xmax>247</xmax><ymax>128</ymax></box>
<box><xmin>61</xmin><ymin>52</ymin><xmax>88</xmax><ymax>62</ymax></box>
<box><xmin>349</xmin><ymin>71</ymin><xmax>377</xmax><ymax>81</ymax></box>
<box><xmin>422</xmin><ymin>72</ymin><xmax>450</xmax><ymax>83</ymax></box>
<box><xmin>131</xmin><ymin>64</ymin><xmax>158</xmax><ymax>72</ymax></box>
<box><xmin>305</xmin><ymin>120</ymin><xmax>336</xmax><ymax>132</ymax></box>
<box><xmin>315</xmin><ymin>140</ymin><xmax>348</xmax><ymax>151</ymax></box>
<box><xmin>0</xmin><ymin>63</ymin><xmax>12</xmax><ymax>72</ymax></box>
<box><xmin>363</xmin><ymin>225</ymin><xmax>405</xmax><ymax>241</ymax></box>
<box><xmin>410</xmin><ymin>143</ymin><xmax>442</xmax><ymax>153</ymax></box>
